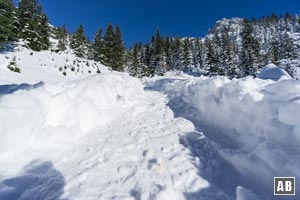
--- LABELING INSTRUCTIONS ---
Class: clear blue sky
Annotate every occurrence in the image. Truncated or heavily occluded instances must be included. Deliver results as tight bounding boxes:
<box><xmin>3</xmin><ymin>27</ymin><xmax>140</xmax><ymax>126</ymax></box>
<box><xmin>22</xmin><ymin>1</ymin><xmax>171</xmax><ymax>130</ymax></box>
<box><xmin>15</xmin><ymin>0</ymin><xmax>300</xmax><ymax>47</ymax></box>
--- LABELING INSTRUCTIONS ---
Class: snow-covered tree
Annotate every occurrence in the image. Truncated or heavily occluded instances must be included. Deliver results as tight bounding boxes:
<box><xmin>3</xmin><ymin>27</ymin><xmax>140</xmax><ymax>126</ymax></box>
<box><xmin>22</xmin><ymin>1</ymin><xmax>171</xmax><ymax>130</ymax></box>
<box><xmin>17</xmin><ymin>0</ymin><xmax>50</xmax><ymax>51</ymax></box>
<box><xmin>57</xmin><ymin>24</ymin><xmax>68</xmax><ymax>51</ymax></box>
<box><xmin>182</xmin><ymin>38</ymin><xmax>193</xmax><ymax>72</ymax></box>
<box><xmin>91</xmin><ymin>28</ymin><xmax>104</xmax><ymax>62</ymax></box>
<box><xmin>240</xmin><ymin>18</ymin><xmax>261</xmax><ymax>77</ymax></box>
<box><xmin>70</xmin><ymin>25</ymin><xmax>88</xmax><ymax>58</ymax></box>
<box><xmin>0</xmin><ymin>0</ymin><xmax>17</xmax><ymax>47</ymax></box>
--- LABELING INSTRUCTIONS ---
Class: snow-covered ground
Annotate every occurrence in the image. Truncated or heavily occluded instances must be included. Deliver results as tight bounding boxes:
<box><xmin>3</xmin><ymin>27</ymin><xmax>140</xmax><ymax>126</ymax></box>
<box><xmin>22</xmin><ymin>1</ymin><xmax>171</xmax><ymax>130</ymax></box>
<box><xmin>147</xmin><ymin>74</ymin><xmax>300</xmax><ymax>199</ymax></box>
<box><xmin>0</xmin><ymin>42</ymin><xmax>109</xmax><ymax>85</ymax></box>
<box><xmin>0</xmin><ymin>44</ymin><xmax>299</xmax><ymax>200</ymax></box>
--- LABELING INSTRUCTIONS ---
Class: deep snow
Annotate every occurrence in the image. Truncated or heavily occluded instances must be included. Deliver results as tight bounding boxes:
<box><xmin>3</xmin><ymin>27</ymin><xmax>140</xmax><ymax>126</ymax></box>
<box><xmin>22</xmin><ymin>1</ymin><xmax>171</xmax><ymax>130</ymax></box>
<box><xmin>0</xmin><ymin>44</ymin><xmax>299</xmax><ymax>199</ymax></box>
<box><xmin>0</xmin><ymin>73</ymin><xmax>209</xmax><ymax>200</ymax></box>
<box><xmin>147</xmin><ymin>74</ymin><xmax>300</xmax><ymax>199</ymax></box>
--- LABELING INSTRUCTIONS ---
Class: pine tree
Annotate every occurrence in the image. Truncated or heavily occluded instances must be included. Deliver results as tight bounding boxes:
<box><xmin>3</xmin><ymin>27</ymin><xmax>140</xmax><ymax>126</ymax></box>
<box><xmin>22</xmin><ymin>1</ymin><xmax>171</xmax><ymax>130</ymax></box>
<box><xmin>128</xmin><ymin>43</ymin><xmax>141</xmax><ymax>77</ymax></box>
<box><xmin>220</xmin><ymin>27</ymin><xmax>238</xmax><ymax>77</ymax></box>
<box><xmin>193</xmin><ymin>38</ymin><xmax>203</xmax><ymax>69</ymax></box>
<box><xmin>182</xmin><ymin>38</ymin><xmax>192</xmax><ymax>72</ymax></box>
<box><xmin>269</xmin><ymin>37</ymin><xmax>280</xmax><ymax>64</ymax></box>
<box><xmin>57</xmin><ymin>24</ymin><xmax>68</xmax><ymax>51</ymax></box>
<box><xmin>70</xmin><ymin>25</ymin><xmax>87</xmax><ymax>58</ymax></box>
<box><xmin>102</xmin><ymin>24</ymin><xmax>115</xmax><ymax>69</ymax></box>
<box><xmin>34</xmin><ymin>5</ymin><xmax>50</xmax><ymax>50</ymax></box>
<box><xmin>204</xmin><ymin>37</ymin><xmax>219</xmax><ymax>76</ymax></box>
<box><xmin>285</xmin><ymin>62</ymin><xmax>297</xmax><ymax>79</ymax></box>
<box><xmin>113</xmin><ymin>25</ymin><xmax>125</xmax><ymax>71</ymax></box>
<box><xmin>240</xmin><ymin>18</ymin><xmax>261</xmax><ymax>77</ymax></box>
<box><xmin>0</xmin><ymin>0</ymin><xmax>17</xmax><ymax>47</ymax></box>
<box><xmin>91</xmin><ymin>28</ymin><xmax>104</xmax><ymax>62</ymax></box>
<box><xmin>281</xmin><ymin>32</ymin><xmax>296</xmax><ymax>60</ymax></box>
<box><xmin>169</xmin><ymin>37</ymin><xmax>181</xmax><ymax>71</ymax></box>
<box><xmin>164</xmin><ymin>36</ymin><xmax>171</xmax><ymax>71</ymax></box>
<box><xmin>17</xmin><ymin>0</ymin><xmax>50</xmax><ymax>51</ymax></box>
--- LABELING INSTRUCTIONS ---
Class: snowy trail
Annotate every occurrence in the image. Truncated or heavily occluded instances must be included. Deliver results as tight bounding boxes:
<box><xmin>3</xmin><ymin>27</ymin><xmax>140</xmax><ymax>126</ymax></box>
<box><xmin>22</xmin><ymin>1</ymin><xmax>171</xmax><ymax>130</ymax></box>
<box><xmin>146</xmin><ymin>75</ymin><xmax>300</xmax><ymax>200</ymax></box>
<box><xmin>0</xmin><ymin>74</ymin><xmax>209</xmax><ymax>200</ymax></box>
<box><xmin>1</xmin><ymin>73</ymin><xmax>300</xmax><ymax>200</ymax></box>
<box><xmin>56</xmin><ymin>90</ymin><xmax>208</xmax><ymax>200</ymax></box>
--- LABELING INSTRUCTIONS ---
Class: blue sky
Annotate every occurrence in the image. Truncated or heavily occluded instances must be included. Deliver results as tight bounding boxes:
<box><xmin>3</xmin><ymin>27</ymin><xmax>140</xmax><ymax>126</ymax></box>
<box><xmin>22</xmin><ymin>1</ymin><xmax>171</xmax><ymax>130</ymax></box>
<box><xmin>15</xmin><ymin>0</ymin><xmax>300</xmax><ymax>47</ymax></box>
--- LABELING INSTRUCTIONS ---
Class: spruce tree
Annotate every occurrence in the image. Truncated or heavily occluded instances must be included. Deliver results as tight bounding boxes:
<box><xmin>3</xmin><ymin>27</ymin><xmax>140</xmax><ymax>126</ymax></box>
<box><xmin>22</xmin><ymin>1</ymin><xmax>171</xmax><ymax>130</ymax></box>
<box><xmin>285</xmin><ymin>62</ymin><xmax>298</xmax><ymax>79</ymax></box>
<box><xmin>240</xmin><ymin>18</ymin><xmax>261</xmax><ymax>77</ymax></box>
<box><xmin>0</xmin><ymin>0</ymin><xmax>17</xmax><ymax>47</ymax></box>
<box><xmin>182</xmin><ymin>38</ymin><xmax>192</xmax><ymax>72</ymax></box>
<box><xmin>169</xmin><ymin>37</ymin><xmax>181</xmax><ymax>71</ymax></box>
<box><xmin>17</xmin><ymin>0</ymin><xmax>50</xmax><ymax>51</ymax></box>
<box><xmin>70</xmin><ymin>25</ymin><xmax>88</xmax><ymax>58</ymax></box>
<box><xmin>281</xmin><ymin>32</ymin><xmax>296</xmax><ymax>60</ymax></box>
<box><xmin>57</xmin><ymin>24</ymin><xmax>68</xmax><ymax>51</ymax></box>
<box><xmin>220</xmin><ymin>27</ymin><xmax>238</xmax><ymax>77</ymax></box>
<box><xmin>205</xmin><ymin>37</ymin><xmax>218</xmax><ymax>76</ymax></box>
<box><xmin>128</xmin><ymin>43</ymin><xmax>141</xmax><ymax>77</ymax></box>
<box><xmin>193</xmin><ymin>38</ymin><xmax>203</xmax><ymax>69</ymax></box>
<box><xmin>150</xmin><ymin>29</ymin><xmax>165</xmax><ymax>75</ymax></box>
<box><xmin>102</xmin><ymin>24</ymin><xmax>115</xmax><ymax>69</ymax></box>
<box><xmin>269</xmin><ymin>37</ymin><xmax>280</xmax><ymax>64</ymax></box>
<box><xmin>91</xmin><ymin>28</ymin><xmax>104</xmax><ymax>62</ymax></box>
<box><xmin>113</xmin><ymin>25</ymin><xmax>125</xmax><ymax>71</ymax></box>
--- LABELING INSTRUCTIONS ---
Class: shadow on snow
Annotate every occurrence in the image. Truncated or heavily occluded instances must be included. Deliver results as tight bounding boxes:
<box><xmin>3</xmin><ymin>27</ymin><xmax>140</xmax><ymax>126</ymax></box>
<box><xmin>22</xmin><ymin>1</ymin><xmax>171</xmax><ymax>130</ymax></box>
<box><xmin>0</xmin><ymin>161</ymin><xmax>65</xmax><ymax>200</ymax></box>
<box><xmin>0</xmin><ymin>82</ymin><xmax>44</xmax><ymax>96</ymax></box>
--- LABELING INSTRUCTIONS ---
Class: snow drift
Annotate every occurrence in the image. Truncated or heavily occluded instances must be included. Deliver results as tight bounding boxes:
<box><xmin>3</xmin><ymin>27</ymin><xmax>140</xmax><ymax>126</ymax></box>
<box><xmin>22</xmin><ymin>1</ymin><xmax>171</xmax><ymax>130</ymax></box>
<box><xmin>147</xmin><ymin>75</ymin><xmax>300</xmax><ymax>199</ymax></box>
<box><xmin>257</xmin><ymin>64</ymin><xmax>291</xmax><ymax>81</ymax></box>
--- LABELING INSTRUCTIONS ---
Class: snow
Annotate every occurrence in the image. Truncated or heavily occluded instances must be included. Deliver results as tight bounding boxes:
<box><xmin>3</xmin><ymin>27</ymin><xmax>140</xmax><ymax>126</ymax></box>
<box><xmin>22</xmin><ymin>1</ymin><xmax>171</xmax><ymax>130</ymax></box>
<box><xmin>0</xmin><ymin>42</ymin><xmax>109</xmax><ymax>85</ymax></box>
<box><xmin>0</xmin><ymin>43</ymin><xmax>299</xmax><ymax>199</ymax></box>
<box><xmin>146</xmin><ymin>74</ymin><xmax>300</xmax><ymax>199</ymax></box>
<box><xmin>0</xmin><ymin>73</ymin><xmax>209</xmax><ymax>200</ymax></box>
<box><xmin>257</xmin><ymin>64</ymin><xmax>291</xmax><ymax>81</ymax></box>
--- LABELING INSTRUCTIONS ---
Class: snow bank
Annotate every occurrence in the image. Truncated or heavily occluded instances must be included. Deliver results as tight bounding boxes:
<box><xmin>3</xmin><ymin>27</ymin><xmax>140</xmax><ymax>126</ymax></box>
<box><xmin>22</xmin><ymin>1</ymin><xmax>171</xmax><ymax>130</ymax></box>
<box><xmin>0</xmin><ymin>73</ymin><xmax>144</xmax><ymax>165</ymax></box>
<box><xmin>257</xmin><ymin>64</ymin><xmax>291</xmax><ymax>81</ymax></box>
<box><xmin>0</xmin><ymin>73</ymin><xmax>210</xmax><ymax>199</ymax></box>
<box><xmin>147</xmin><ymin>75</ymin><xmax>300</xmax><ymax>198</ymax></box>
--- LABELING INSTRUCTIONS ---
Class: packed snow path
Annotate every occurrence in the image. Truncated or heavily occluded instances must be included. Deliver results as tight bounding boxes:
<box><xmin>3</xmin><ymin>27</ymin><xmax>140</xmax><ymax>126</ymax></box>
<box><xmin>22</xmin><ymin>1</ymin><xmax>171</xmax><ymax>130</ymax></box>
<box><xmin>0</xmin><ymin>74</ymin><xmax>208</xmax><ymax>200</ymax></box>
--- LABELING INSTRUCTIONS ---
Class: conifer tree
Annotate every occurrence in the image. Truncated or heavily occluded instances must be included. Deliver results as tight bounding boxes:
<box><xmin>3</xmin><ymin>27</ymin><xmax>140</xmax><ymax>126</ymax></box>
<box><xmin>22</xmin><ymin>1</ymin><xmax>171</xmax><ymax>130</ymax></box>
<box><xmin>57</xmin><ymin>24</ymin><xmax>68</xmax><ymax>51</ymax></box>
<box><xmin>91</xmin><ymin>28</ymin><xmax>104</xmax><ymax>62</ymax></box>
<box><xmin>285</xmin><ymin>62</ymin><xmax>298</xmax><ymax>79</ymax></box>
<box><xmin>220</xmin><ymin>27</ymin><xmax>238</xmax><ymax>77</ymax></box>
<box><xmin>169</xmin><ymin>37</ymin><xmax>181</xmax><ymax>71</ymax></box>
<box><xmin>269</xmin><ymin>37</ymin><xmax>280</xmax><ymax>64</ymax></box>
<box><xmin>182</xmin><ymin>38</ymin><xmax>192</xmax><ymax>72</ymax></box>
<box><xmin>113</xmin><ymin>25</ymin><xmax>125</xmax><ymax>71</ymax></box>
<box><xmin>205</xmin><ymin>37</ymin><xmax>218</xmax><ymax>76</ymax></box>
<box><xmin>17</xmin><ymin>0</ymin><xmax>50</xmax><ymax>51</ymax></box>
<box><xmin>193</xmin><ymin>38</ymin><xmax>203</xmax><ymax>69</ymax></box>
<box><xmin>164</xmin><ymin>36</ymin><xmax>171</xmax><ymax>70</ymax></box>
<box><xmin>281</xmin><ymin>32</ymin><xmax>296</xmax><ymax>60</ymax></box>
<box><xmin>70</xmin><ymin>25</ymin><xmax>88</xmax><ymax>58</ymax></box>
<box><xmin>0</xmin><ymin>0</ymin><xmax>17</xmax><ymax>47</ymax></box>
<box><xmin>240</xmin><ymin>18</ymin><xmax>261</xmax><ymax>77</ymax></box>
<box><xmin>128</xmin><ymin>43</ymin><xmax>141</xmax><ymax>77</ymax></box>
<box><xmin>102</xmin><ymin>24</ymin><xmax>115</xmax><ymax>69</ymax></box>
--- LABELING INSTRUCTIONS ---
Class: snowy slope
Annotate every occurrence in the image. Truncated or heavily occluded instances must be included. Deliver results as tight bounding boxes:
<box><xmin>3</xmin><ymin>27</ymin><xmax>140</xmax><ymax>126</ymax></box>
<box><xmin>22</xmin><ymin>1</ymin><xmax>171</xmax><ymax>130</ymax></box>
<box><xmin>0</xmin><ymin>42</ymin><xmax>109</xmax><ymax>85</ymax></box>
